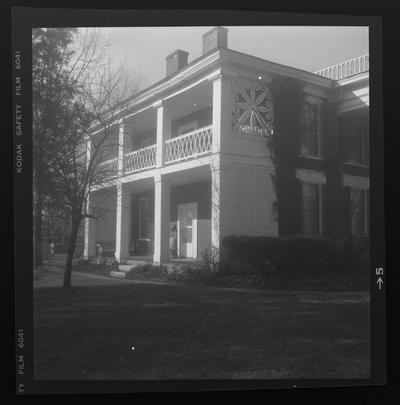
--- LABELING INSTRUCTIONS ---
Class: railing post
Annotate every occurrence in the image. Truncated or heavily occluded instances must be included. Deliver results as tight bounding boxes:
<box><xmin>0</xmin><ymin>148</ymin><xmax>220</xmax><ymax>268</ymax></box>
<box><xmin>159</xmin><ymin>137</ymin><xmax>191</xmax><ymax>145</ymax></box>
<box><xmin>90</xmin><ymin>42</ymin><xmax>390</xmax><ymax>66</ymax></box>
<box><xmin>154</xmin><ymin>100</ymin><xmax>171</xmax><ymax>168</ymax></box>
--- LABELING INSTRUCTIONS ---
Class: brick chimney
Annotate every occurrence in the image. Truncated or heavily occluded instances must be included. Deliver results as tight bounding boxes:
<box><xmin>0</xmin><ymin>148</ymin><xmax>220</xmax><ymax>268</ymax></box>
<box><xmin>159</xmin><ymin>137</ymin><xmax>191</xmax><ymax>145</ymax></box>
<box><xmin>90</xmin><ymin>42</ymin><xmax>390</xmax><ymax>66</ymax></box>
<box><xmin>165</xmin><ymin>49</ymin><xmax>189</xmax><ymax>76</ymax></box>
<box><xmin>202</xmin><ymin>26</ymin><xmax>228</xmax><ymax>55</ymax></box>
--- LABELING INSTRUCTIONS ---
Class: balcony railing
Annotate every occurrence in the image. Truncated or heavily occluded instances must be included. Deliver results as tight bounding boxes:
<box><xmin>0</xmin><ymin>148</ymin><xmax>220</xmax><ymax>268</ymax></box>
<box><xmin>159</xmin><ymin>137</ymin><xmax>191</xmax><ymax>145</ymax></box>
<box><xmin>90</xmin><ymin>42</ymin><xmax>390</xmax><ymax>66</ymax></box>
<box><xmin>98</xmin><ymin>126</ymin><xmax>213</xmax><ymax>180</ymax></box>
<box><xmin>165</xmin><ymin>125</ymin><xmax>213</xmax><ymax>164</ymax></box>
<box><xmin>98</xmin><ymin>157</ymin><xmax>118</xmax><ymax>178</ymax></box>
<box><xmin>124</xmin><ymin>144</ymin><xmax>157</xmax><ymax>174</ymax></box>
<box><xmin>315</xmin><ymin>54</ymin><xmax>369</xmax><ymax>81</ymax></box>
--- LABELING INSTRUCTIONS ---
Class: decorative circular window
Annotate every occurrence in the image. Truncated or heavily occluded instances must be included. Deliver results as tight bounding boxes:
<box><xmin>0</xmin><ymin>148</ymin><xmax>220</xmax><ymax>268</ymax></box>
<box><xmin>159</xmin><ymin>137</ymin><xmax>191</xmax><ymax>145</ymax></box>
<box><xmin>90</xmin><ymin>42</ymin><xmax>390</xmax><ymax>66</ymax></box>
<box><xmin>232</xmin><ymin>80</ymin><xmax>273</xmax><ymax>137</ymax></box>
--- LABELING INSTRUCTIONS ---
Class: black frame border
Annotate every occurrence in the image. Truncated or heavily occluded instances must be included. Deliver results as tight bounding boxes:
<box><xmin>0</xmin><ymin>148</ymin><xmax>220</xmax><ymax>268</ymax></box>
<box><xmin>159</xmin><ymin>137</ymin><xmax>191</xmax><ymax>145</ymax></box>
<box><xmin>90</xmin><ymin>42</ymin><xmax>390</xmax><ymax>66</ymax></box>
<box><xmin>12</xmin><ymin>7</ymin><xmax>386</xmax><ymax>395</ymax></box>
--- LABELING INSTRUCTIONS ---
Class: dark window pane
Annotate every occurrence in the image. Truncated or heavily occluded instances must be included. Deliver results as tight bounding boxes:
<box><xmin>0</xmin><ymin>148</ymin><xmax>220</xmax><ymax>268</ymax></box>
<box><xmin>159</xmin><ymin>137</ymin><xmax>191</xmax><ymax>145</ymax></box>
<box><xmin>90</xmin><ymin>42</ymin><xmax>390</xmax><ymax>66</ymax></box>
<box><xmin>301</xmin><ymin>104</ymin><xmax>318</xmax><ymax>156</ymax></box>
<box><xmin>303</xmin><ymin>183</ymin><xmax>320</xmax><ymax>236</ymax></box>
<box><xmin>342</xmin><ymin>113</ymin><xmax>367</xmax><ymax>164</ymax></box>
<box><xmin>350</xmin><ymin>188</ymin><xmax>365</xmax><ymax>235</ymax></box>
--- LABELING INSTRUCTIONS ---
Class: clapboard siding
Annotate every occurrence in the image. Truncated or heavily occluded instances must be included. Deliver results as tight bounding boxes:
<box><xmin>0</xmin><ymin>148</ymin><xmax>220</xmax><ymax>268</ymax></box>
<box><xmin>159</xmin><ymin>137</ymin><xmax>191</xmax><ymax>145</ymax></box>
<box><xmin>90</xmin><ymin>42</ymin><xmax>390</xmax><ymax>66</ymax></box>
<box><xmin>92</xmin><ymin>188</ymin><xmax>117</xmax><ymax>247</ymax></box>
<box><xmin>233</xmin><ymin>166</ymin><xmax>254</xmax><ymax>235</ymax></box>
<box><xmin>233</xmin><ymin>164</ymin><xmax>277</xmax><ymax>236</ymax></box>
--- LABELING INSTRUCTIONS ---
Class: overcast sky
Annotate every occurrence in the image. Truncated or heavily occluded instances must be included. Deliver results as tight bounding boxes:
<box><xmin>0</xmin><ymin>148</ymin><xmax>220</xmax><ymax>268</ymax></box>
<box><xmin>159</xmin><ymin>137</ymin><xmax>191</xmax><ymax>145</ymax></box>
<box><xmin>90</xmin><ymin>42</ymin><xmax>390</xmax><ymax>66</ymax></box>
<box><xmin>87</xmin><ymin>26</ymin><xmax>369</xmax><ymax>88</ymax></box>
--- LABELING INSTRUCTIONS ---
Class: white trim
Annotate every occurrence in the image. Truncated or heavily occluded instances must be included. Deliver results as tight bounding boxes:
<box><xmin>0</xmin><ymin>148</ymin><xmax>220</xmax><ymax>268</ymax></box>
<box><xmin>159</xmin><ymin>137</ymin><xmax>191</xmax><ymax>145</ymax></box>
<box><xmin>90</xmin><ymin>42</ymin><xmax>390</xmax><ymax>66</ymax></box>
<box><xmin>337</xmin><ymin>72</ymin><xmax>369</xmax><ymax>86</ymax></box>
<box><xmin>343</xmin><ymin>174</ymin><xmax>369</xmax><ymax>189</ymax></box>
<box><xmin>301</xmin><ymin>181</ymin><xmax>323</xmax><ymax>236</ymax></box>
<box><xmin>221</xmin><ymin>49</ymin><xmax>334</xmax><ymax>88</ymax></box>
<box><xmin>296</xmin><ymin>168</ymin><xmax>326</xmax><ymax>184</ymax></box>
<box><xmin>177</xmin><ymin>202</ymin><xmax>198</xmax><ymax>258</ymax></box>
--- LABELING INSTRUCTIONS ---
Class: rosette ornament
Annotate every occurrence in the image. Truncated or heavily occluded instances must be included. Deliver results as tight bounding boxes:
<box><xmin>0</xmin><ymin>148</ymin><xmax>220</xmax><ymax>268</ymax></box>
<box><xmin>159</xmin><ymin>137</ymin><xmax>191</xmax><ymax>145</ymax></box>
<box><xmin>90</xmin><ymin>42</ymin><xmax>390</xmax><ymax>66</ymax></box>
<box><xmin>232</xmin><ymin>80</ymin><xmax>273</xmax><ymax>136</ymax></box>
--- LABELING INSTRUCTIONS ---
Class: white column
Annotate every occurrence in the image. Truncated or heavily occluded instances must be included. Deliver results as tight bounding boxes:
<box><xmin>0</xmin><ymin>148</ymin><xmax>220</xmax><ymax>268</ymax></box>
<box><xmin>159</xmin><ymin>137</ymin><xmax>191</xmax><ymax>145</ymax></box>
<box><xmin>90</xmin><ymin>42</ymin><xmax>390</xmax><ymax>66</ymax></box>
<box><xmin>211</xmin><ymin>158</ymin><xmax>233</xmax><ymax>252</ymax></box>
<box><xmin>118</xmin><ymin>121</ymin><xmax>125</xmax><ymax>176</ymax></box>
<box><xmin>84</xmin><ymin>194</ymin><xmax>96</xmax><ymax>260</ymax></box>
<box><xmin>210</xmin><ymin>73</ymin><xmax>233</xmax><ymax>254</ymax></box>
<box><xmin>211</xmin><ymin>73</ymin><xmax>232</xmax><ymax>154</ymax></box>
<box><xmin>115</xmin><ymin>183</ymin><xmax>131</xmax><ymax>262</ymax></box>
<box><xmin>154</xmin><ymin>100</ymin><xmax>171</xmax><ymax>168</ymax></box>
<box><xmin>153</xmin><ymin>174</ymin><xmax>170</xmax><ymax>264</ymax></box>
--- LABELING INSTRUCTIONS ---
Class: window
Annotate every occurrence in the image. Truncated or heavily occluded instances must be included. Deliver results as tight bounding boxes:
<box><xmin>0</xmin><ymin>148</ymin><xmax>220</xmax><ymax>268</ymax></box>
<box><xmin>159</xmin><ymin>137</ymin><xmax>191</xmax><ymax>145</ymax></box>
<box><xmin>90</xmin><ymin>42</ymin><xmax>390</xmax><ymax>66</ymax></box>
<box><xmin>177</xmin><ymin>120</ymin><xmax>198</xmax><ymax>136</ymax></box>
<box><xmin>350</xmin><ymin>188</ymin><xmax>368</xmax><ymax>235</ymax></box>
<box><xmin>341</xmin><ymin>112</ymin><xmax>369</xmax><ymax>165</ymax></box>
<box><xmin>301</xmin><ymin>103</ymin><xmax>319</xmax><ymax>157</ymax></box>
<box><xmin>139</xmin><ymin>197</ymin><xmax>154</xmax><ymax>239</ymax></box>
<box><xmin>303</xmin><ymin>183</ymin><xmax>320</xmax><ymax>236</ymax></box>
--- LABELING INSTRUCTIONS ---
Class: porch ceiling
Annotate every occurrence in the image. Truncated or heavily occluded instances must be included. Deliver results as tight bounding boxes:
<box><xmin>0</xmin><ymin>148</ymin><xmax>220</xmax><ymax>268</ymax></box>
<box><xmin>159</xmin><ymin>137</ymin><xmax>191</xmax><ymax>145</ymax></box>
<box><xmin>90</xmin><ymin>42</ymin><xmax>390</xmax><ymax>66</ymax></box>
<box><xmin>166</xmin><ymin>82</ymin><xmax>212</xmax><ymax>122</ymax></box>
<box><xmin>166</xmin><ymin>165</ymin><xmax>211</xmax><ymax>187</ymax></box>
<box><xmin>123</xmin><ymin>81</ymin><xmax>212</xmax><ymax>136</ymax></box>
<box><xmin>124</xmin><ymin>108</ymin><xmax>156</xmax><ymax>136</ymax></box>
<box><xmin>123</xmin><ymin>164</ymin><xmax>211</xmax><ymax>193</ymax></box>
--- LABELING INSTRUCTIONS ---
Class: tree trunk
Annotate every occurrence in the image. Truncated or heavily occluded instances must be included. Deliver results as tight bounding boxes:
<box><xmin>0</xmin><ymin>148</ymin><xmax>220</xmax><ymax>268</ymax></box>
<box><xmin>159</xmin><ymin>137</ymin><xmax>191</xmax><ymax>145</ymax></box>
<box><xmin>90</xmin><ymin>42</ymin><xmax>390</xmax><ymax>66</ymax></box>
<box><xmin>63</xmin><ymin>216</ymin><xmax>81</xmax><ymax>289</ymax></box>
<box><xmin>34</xmin><ymin>190</ymin><xmax>44</xmax><ymax>268</ymax></box>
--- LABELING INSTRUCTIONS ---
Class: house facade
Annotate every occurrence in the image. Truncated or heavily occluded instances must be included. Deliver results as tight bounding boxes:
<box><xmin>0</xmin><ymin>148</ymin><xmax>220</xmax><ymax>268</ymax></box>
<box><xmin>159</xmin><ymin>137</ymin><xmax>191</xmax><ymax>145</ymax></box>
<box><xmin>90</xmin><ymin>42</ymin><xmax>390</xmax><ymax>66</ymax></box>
<box><xmin>83</xmin><ymin>26</ymin><xmax>370</xmax><ymax>264</ymax></box>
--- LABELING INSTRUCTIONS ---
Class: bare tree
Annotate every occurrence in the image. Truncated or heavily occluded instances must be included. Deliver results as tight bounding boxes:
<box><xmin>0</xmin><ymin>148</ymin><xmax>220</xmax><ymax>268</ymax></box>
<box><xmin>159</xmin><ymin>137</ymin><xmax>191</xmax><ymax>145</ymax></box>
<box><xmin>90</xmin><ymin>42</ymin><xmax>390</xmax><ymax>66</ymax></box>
<box><xmin>41</xmin><ymin>28</ymin><xmax>142</xmax><ymax>288</ymax></box>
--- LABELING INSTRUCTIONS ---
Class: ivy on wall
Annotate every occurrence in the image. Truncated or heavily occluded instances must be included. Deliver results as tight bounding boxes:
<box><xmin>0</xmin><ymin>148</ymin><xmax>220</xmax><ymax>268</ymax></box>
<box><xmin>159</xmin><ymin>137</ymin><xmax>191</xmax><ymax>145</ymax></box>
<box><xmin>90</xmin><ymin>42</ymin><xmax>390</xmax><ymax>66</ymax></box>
<box><xmin>269</xmin><ymin>76</ymin><xmax>305</xmax><ymax>236</ymax></box>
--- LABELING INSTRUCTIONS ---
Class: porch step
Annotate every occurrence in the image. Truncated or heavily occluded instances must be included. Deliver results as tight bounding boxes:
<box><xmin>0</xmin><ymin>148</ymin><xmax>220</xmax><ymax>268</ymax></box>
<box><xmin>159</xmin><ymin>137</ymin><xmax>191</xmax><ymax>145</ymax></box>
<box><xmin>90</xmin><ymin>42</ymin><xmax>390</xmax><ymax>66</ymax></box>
<box><xmin>109</xmin><ymin>270</ymin><xmax>127</xmax><ymax>279</ymax></box>
<box><xmin>118</xmin><ymin>264</ymin><xmax>135</xmax><ymax>272</ymax></box>
<box><xmin>125</xmin><ymin>259</ymin><xmax>152</xmax><ymax>266</ymax></box>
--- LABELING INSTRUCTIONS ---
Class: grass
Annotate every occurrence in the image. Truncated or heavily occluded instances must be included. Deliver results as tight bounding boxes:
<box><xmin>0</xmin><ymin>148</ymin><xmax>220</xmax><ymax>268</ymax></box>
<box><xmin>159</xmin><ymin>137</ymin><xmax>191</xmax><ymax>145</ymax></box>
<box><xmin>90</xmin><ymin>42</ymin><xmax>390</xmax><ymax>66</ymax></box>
<box><xmin>34</xmin><ymin>283</ymin><xmax>370</xmax><ymax>380</ymax></box>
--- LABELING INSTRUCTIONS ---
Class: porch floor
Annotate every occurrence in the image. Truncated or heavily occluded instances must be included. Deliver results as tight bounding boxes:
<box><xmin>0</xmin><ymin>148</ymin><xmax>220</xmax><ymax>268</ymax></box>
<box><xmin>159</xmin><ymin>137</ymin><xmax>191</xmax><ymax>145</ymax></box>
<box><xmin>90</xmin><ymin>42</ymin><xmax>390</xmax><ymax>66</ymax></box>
<box><xmin>126</xmin><ymin>256</ymin><xmax>201</xmax><ymax>264</ymax></box>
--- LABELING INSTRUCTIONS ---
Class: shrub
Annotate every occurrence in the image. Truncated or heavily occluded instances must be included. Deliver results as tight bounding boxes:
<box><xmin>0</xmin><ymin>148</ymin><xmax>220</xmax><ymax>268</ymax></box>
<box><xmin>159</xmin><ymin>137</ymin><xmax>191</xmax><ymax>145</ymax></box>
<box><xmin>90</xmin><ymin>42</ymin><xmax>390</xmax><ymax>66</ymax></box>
<box><xmin>126</xmin><ymin>263</ymin><xmax>169</xmax><ymax>280</ymax></box>
<box><xmin>222</xmin><ymin>235</ymin><xmax>369</xmax><ymax>277</ymax></box>
<box><xmin>200</xmin><ymin>246</ymin><xmax>220</xmax><ymax>272</ymax></box>
<box><xmin>330</xmin><ymin>236</ymin><xmax>369</xmax><ymax>275</ymax></box>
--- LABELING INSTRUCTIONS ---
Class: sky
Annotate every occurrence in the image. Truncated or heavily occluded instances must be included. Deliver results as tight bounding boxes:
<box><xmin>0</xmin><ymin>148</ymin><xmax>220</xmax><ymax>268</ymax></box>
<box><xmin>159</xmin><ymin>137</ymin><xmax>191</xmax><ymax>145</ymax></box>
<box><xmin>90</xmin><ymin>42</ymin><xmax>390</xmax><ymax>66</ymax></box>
<box><xmin>83</xmin><ymin>26</ymin><xmax>369</xmax><ymax>88</ymax></box>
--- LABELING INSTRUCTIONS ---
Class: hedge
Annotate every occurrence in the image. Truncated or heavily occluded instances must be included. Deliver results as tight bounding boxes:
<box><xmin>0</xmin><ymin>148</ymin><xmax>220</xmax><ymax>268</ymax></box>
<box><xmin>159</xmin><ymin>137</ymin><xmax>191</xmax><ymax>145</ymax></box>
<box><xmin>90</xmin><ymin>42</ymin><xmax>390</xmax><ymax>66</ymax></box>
<box><xmin>221</xmin><ymin>235</ymin><xmax>369</xmax><ymax>277</ymax></box>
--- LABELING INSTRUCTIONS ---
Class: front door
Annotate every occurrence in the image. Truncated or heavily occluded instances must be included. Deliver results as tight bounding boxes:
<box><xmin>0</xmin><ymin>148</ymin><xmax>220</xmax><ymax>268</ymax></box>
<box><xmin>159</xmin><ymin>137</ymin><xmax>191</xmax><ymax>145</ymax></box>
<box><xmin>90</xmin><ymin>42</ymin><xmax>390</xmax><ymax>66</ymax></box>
<box><xmin>177</xmin><ymin>202</ymin><xmax>198</xmax><ymax>258</ymax></box>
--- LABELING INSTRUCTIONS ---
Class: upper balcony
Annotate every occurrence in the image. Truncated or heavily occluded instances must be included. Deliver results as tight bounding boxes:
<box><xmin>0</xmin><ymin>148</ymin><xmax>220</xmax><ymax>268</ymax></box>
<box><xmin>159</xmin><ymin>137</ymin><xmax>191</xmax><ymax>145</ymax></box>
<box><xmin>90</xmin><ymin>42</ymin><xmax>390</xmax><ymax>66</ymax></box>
<box><xmin>122</xmin><ymin>125</ymin><xmax>213</xmax><ymax>174</ymax></box>
<box><xmin>97</xmin><ymin>79</ymin><xmax>214</xmax><ymax>180</ymax></box>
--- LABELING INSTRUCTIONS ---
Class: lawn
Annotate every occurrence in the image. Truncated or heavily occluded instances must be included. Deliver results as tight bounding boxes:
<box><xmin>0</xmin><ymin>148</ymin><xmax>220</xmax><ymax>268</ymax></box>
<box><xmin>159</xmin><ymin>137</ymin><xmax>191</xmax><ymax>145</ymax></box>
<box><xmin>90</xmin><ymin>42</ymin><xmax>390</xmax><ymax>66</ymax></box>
<box><xmin>34</xmin><ymin>283</ymin><xmax>370</xmax><ymax>380</ymax></box>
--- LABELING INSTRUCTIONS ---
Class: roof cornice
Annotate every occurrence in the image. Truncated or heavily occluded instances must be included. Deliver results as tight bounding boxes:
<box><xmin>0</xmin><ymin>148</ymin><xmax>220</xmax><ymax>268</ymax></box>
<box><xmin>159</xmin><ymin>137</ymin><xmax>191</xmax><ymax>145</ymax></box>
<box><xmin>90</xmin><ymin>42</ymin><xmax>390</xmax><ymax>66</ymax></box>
<box><xmin>220</xmin><ymin>48</ymin><xmax>335</xmax><ymax>88</ymax></box>
<box><xmin>90</xmin><ymin>47</ymin><xmax>342</xmax><ymax>133</ymax></box>
<box><xmin>89</xmin><ymin>50</ymin><xmax>222</xmax><ymax>133</ymax></box>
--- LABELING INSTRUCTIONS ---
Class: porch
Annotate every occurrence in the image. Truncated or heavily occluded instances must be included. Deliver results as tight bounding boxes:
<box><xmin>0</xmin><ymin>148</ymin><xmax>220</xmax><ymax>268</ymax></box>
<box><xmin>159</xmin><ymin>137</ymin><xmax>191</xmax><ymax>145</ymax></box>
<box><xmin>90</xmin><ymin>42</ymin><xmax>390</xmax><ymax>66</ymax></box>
<box><xmin>83</xmin><ymin>162</ymin><xmax>231</xmax><ymax>265</ymax></box>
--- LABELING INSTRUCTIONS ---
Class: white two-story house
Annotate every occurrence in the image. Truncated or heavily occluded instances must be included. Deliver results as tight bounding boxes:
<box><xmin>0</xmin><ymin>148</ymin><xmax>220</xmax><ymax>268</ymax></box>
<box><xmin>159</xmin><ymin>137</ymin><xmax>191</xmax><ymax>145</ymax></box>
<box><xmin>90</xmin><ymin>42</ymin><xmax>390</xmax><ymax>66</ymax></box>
<box><xmin>83</xmin><ymin>26</ymin><xmax>370</xmax><ymax>265</ymax></box>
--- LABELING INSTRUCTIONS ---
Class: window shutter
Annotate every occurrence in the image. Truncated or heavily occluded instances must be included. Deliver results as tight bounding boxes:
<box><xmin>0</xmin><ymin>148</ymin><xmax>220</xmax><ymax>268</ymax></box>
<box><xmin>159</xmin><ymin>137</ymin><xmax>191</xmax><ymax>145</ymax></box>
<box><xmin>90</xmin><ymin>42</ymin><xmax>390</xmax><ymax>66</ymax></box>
<box><xmin>343</xmin><ymin>186</ymin><xmax>352</xmax><ymax>236</ymax></box>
